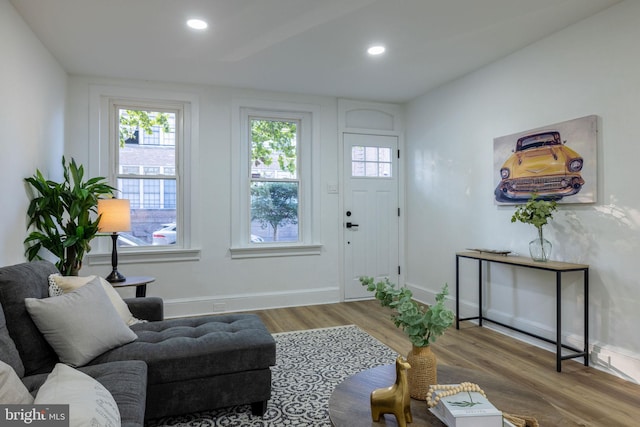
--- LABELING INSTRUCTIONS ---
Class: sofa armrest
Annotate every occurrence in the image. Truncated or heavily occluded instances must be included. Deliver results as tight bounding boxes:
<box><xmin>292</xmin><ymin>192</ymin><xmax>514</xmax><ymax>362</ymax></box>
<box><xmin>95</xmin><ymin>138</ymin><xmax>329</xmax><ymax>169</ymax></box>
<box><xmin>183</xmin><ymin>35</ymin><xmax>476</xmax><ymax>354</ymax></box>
<box><xmin>124</xmin><ymin>297</ymin><xmax>164</xmax><ymax>321</ymax></box>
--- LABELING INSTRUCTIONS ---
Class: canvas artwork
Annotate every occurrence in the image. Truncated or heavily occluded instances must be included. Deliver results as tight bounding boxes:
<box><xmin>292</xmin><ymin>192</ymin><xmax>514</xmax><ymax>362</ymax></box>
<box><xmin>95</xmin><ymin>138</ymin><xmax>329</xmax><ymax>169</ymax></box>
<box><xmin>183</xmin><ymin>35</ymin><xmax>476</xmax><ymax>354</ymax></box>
<box><xmin>493</xmin><ymin>115</ymin><xmax>597</xmax><ymax>205</ymax></box>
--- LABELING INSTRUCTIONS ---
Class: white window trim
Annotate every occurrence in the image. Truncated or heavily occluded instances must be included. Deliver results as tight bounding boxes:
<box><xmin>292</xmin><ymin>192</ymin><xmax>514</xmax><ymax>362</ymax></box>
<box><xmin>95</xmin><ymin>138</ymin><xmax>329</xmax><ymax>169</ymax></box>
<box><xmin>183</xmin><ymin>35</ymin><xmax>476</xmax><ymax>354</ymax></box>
<box><xmin>86</xmin><ymin>84</ymin><xmax>200</xmax><ymax>263</ymax></box>
<box><xmin>230</xmin><ymin>98</ymin><xmax>322</xmax><ymax>259</ymax></box>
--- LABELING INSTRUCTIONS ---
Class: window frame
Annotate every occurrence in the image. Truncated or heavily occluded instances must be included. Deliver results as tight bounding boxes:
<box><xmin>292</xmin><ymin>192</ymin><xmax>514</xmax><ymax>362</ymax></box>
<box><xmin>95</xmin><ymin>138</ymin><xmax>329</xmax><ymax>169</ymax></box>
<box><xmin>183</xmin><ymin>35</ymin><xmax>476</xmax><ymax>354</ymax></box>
<box><xmin>230</xmin><ymin>99</ymin><xmax>321</xmax><ymax>259</ymax></box>
<box><xmin>86</xmin><ymin>85</ymin><xmax>200</xmax><ymax>266</ymax></box>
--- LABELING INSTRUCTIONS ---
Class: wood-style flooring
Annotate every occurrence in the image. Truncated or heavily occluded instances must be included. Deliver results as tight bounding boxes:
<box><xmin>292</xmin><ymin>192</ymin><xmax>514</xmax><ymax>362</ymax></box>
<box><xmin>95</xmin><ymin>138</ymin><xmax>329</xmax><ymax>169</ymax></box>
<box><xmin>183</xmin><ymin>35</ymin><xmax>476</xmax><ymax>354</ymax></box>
<box><xmin>249</xmin><ymin>300</ymin><xmax>640</xmax><ymax>426</ymax></box>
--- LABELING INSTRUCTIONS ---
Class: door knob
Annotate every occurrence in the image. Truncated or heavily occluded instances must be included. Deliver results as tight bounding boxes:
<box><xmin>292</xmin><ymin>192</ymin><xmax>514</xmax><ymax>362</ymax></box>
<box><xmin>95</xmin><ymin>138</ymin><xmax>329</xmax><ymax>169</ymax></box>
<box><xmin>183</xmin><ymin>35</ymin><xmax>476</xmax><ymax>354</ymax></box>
<box><xmin>346</xmin><ymin>222</ymin><xmax>359</xmax><ymax>228</ymax></box>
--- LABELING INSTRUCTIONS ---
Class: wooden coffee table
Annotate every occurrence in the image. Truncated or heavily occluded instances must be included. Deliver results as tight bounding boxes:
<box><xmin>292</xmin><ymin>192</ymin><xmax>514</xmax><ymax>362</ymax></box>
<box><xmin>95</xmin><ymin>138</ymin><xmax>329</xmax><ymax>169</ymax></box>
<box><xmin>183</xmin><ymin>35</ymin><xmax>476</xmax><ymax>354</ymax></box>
<box><xmin>329</xmin><ymin>363</ymin><xmax>576</xmax><ymax>426</ymax></box>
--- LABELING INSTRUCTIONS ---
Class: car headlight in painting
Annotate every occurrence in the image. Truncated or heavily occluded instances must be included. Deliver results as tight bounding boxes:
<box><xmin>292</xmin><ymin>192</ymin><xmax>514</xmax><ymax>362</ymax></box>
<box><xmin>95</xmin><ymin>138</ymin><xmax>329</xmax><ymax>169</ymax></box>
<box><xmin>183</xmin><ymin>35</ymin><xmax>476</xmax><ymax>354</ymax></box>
<box><xmin>568</xmin><ymin>158</ymin><xmax>583</xmax><ymax>172</ymax></box>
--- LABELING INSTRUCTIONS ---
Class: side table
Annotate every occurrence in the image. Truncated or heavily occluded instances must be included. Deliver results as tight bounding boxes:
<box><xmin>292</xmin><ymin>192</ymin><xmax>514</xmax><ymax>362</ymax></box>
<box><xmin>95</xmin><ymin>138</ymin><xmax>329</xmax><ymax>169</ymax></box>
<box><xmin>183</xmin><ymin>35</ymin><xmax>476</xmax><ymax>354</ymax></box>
<box><xmin>110</xmin><ymin>276</ymin><xmax>155</xmax><ymax>297</ymax></box>
<box><xmin>456</xmin><ymin>251</ymin><xmax>589</xmax><ymax>371</ymax></box>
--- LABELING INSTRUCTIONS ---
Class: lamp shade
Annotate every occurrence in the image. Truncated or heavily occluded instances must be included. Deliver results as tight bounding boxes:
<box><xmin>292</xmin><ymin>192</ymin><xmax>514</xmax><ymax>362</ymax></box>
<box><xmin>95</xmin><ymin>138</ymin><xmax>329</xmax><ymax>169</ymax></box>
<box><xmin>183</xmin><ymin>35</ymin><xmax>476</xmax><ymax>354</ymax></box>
<box><xmin>97</xmin><ymin>199</ymin><xmax>131</xmax><ymax>233</ymax></box>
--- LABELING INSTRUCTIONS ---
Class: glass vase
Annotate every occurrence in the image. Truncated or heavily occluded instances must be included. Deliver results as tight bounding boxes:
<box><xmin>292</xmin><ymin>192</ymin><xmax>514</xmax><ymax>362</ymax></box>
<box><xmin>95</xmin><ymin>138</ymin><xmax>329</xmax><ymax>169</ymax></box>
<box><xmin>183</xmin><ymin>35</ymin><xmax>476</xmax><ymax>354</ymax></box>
<box><xmin>529</xmin><ymin>237</ymin><xmax>552</xmax><ymax>262</ymax></box>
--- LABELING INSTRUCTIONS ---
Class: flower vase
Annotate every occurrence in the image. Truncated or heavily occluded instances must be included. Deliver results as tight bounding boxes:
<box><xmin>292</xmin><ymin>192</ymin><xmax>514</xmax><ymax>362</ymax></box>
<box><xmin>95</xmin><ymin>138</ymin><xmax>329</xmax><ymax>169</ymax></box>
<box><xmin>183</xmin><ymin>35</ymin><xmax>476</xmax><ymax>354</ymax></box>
<box><xmin>529</xmin><ymin>233</ymin><xmax>552</xmax><ymax>262</ymax></box>
<box><xmin>406</xmin><ymin>345</ymin><xmax>437</xmax><ymax>400</ymax></box>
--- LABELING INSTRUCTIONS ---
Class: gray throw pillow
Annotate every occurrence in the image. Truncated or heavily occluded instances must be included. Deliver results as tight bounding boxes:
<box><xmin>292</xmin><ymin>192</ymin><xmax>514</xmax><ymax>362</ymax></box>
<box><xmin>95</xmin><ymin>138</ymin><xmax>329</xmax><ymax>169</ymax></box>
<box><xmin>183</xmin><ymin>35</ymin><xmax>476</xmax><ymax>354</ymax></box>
<box><xmin>25</xmin><ymin>277</ymin><xmax>137</xmax><ymax>367</ymax></box>
<box><xmin>0</xmin><ymin>306</ymin><xmax>25</xmax><ymax>378</ymax></box>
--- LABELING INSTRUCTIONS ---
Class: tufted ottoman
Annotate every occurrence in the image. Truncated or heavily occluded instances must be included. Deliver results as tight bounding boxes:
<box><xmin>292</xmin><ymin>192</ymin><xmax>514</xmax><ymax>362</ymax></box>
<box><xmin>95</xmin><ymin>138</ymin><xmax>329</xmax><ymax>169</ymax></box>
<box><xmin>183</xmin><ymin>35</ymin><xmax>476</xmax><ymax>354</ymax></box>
<box><xmin>91</xmin><ymin>313</ymin><xmax>276</xmax><ymax>419</ymax></box>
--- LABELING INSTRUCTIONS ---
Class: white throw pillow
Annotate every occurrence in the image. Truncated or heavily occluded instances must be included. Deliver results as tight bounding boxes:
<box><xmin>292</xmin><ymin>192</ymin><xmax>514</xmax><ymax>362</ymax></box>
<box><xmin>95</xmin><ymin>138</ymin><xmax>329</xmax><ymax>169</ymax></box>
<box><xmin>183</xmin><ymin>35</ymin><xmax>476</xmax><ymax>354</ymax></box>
<box><xmin>48</xmin><ymin>274</ymin><xmax>143</xmax><ymax>326</ymax></box>
<box><xmin>25</xmin><ymin>277</ymin><xmax>137</xmax><ymax>367</ymax></box>
<box><xmin>35</xmin><ymin>363</ymin><xmax>121</xmax><ymax>427</ymax></box>
<box><xmin>0</xmin><ymin>360</ymin><xmax>33</xmax><ymax>404</ymax></box>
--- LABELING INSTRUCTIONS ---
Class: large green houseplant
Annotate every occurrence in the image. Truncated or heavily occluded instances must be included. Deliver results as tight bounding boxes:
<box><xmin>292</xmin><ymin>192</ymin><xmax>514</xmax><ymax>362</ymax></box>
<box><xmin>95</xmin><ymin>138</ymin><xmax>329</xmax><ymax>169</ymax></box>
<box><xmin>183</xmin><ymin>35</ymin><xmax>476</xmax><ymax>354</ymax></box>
<box><xmin>360</xmin><ymin>277</ymin><xmax>454</xmax><ymax>399</ymax></box>
<box><xmin>24</xmin><ymin>157</ymin><xmax>115</xmax><ymax>275</ymax></box>
<box><xmin>511</xmin><ymin>194</ymin><xmax>557</xmax><ymax>261</ymax></box>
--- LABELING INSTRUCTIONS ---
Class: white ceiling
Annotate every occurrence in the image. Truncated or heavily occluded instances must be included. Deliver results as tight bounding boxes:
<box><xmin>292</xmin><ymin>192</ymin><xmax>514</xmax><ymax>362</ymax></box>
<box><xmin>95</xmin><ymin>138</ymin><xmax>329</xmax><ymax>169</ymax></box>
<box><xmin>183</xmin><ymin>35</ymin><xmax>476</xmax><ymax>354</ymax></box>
<box><xmin>10</xmin><ymin>0</ymin><xmax>621</xmax><ymax>103</ymax></box>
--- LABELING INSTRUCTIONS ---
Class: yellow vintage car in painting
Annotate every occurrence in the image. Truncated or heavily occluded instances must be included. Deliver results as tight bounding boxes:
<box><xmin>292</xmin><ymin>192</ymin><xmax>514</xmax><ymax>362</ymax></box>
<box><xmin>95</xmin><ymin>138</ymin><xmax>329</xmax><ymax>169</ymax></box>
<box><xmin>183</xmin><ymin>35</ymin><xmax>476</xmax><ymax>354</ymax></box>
<box><xmin>494</xmin><ymin>131</ymin><xmax>584</xmax><ymax>202</ymax></box>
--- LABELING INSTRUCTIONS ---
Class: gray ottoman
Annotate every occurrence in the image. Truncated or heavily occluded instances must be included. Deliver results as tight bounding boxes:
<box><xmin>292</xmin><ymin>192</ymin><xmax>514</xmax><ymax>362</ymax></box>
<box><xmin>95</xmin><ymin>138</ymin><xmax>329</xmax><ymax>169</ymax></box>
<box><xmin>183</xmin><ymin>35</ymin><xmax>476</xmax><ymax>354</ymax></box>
<box><xmin>91</xmin><ymin>313</ymin><xmax>276</xmax><ymax>419</ymax></box>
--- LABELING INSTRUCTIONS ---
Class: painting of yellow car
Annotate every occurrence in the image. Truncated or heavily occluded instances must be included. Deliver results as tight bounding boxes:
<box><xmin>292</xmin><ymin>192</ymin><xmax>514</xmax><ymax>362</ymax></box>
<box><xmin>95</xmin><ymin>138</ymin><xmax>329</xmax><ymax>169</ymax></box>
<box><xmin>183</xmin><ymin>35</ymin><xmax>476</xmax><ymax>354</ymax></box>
<box><xmin>494</xmin><ymin>131</ymin><xmax>584</xmax><ymax>202</ymax></box>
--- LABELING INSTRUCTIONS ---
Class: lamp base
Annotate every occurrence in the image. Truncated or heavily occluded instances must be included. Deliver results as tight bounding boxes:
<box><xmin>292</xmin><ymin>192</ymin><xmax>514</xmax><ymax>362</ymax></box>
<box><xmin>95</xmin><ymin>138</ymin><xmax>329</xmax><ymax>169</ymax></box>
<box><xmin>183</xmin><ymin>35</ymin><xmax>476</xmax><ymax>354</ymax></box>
<box><xmin>105</xmin><ymin>269</ymin><xmax>126</xmax><ymax>283</ymax></box>
<box><xmin>106</xmin><ymin>232</ymin><xmax>126</xmax><ymax>283</ymax></box>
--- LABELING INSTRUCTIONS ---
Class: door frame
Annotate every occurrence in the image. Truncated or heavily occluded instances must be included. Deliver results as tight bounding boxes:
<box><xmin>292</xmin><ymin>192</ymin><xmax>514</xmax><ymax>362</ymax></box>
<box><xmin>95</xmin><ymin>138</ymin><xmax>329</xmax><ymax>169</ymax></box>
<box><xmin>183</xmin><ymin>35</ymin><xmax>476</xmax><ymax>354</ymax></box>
<box><xmin>338</xmin><ymin>129</ymin><xmax>405</xmax><ymax>300</ymax></box>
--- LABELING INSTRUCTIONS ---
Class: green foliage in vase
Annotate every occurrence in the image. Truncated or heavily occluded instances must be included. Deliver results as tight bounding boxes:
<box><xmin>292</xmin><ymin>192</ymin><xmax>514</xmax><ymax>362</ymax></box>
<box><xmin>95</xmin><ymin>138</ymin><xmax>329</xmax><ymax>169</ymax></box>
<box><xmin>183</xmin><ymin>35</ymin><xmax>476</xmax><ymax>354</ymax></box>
<box><xmin>511</xmin><ymin>194</ymin><xmax>557</xmax><ymax>240</ymax></box>
<box><xmin>24</xmin><ymin>157</ymin><xmax>115</xmax><ymax>275</ymax></box>
<box><xmin>360</xmin><ymin>277</ymin><xmax>454</xmax><ymax>347</ymax></box>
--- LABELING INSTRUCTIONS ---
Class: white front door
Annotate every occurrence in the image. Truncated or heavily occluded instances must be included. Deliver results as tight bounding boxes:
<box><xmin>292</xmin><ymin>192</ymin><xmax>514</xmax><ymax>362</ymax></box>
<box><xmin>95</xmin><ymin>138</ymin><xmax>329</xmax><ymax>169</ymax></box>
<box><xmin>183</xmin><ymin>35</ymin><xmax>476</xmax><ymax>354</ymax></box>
<box><xmin>343</xmin><ymin>133</ymin><xmax>400</xmax><ymax>299</ymax></box>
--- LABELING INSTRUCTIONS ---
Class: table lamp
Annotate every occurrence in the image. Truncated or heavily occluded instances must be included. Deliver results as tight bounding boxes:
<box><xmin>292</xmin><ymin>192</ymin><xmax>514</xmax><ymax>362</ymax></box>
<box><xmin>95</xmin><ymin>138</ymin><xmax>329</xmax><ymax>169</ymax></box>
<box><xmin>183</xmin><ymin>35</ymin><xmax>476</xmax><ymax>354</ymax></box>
<box><xmin>97</xmin><ymin>198</ymin><xmax>131</xmax><ymax>282</ymax></box>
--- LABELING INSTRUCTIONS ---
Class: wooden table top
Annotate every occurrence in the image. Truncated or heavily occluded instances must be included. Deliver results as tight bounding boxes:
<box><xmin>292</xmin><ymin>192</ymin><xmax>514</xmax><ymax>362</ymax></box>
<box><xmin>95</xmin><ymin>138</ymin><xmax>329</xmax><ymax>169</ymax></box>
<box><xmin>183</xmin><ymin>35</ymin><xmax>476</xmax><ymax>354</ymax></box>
<box><xmin>329</xmin><ymin>363</ymin><xmax>577</xmax><ymax>426</ymax></box>
<box><xmin>457</xmin><ymin>251</ymin><xmax>589</xmax><ymax>271</ymax></box>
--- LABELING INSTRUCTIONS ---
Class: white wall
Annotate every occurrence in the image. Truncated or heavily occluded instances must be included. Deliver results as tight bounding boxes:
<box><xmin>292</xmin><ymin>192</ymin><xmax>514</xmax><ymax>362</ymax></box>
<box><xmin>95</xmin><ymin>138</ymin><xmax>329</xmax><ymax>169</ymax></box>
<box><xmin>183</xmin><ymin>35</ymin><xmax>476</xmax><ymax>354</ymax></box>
<box><xmin>0</xmin><ymin>0</ymin><xmax>67</xmax><ymax>266</ymax></box>
<box><xmin>405</xmin><ymin>0</ymin><xmax>640</xmax><ymax>381</ymax></box>
<box><xmin>65</xmin><ymin>76</ymin><xmax>344</xmax><ymax>316</ymax></box>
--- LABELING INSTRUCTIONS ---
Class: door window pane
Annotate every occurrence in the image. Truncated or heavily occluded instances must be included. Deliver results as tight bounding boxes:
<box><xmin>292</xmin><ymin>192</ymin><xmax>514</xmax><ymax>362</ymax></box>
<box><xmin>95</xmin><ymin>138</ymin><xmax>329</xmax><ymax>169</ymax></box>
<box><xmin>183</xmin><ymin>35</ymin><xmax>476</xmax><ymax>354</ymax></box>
<box><xmin>351</xmin><ymin>146</ymin><xmax>392</xmax><ymax>178</ymax></box>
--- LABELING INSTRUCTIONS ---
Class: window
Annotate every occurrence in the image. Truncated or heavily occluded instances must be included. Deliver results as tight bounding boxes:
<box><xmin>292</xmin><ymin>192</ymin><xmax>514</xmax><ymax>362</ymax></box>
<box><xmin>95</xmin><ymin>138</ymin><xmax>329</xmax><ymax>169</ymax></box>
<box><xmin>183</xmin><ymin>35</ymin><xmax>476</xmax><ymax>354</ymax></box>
<box><xmin>250</xmin><ymin>118</ymin><xmax>300</xmax><ymax>243</ymax></box>
<box><xmin>112</xmin><ymin>104</ymin><xmax>180</xmax><ymax>247</ymax></box>
<box><xmin>231</xmin><ymin>101</ymin><xmax>321</xmax><ymax>258</ymax></box>
<box><xmin>87</xmin><ymin>85</ymin><xmax>198</xmax><ymax>267</ymax></box>
<box><xmin>351</xmin><ymin>146</ymin><xmax>392</xmax><ymax>177</ymax></box>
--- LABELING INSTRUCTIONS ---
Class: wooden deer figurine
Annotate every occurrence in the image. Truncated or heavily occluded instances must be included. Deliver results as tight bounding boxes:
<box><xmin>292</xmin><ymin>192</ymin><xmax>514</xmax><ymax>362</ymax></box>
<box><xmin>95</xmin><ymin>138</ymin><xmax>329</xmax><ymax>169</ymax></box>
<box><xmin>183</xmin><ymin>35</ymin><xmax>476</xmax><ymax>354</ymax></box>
<box><xmin>370</xmin><ymin>356</ymin><xmax>413</xmax><ymax>427</ymax></box>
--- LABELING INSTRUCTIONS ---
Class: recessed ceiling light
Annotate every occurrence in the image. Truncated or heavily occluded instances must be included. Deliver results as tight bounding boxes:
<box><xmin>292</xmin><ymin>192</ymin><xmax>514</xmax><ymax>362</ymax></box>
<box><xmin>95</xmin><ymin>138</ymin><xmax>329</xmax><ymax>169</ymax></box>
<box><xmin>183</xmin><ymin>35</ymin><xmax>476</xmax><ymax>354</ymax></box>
<box><xmin>187</xmin><ymin>19</ymin><xmax>208</xmax><ymax>30</ymax></box>
<box><xmin>367</xmin><ymin>45</ymin><xmax>386</xmax><ymax>56</ymax></box>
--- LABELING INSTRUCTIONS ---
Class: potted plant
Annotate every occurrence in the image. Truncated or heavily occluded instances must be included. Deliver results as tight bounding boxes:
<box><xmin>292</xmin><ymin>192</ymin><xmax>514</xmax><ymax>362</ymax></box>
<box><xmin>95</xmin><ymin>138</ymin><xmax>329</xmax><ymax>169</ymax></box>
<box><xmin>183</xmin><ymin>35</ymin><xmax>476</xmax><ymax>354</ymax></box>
<box><xmin>24</xmin><ymin>156</ymin><xmax>115</xmax><ymax>275</ymax></box>
<box><xmin>511</xmin><ymin>194</ymin><xmax>557</xmax><ymax>262</ymax></box>
<box><xmin>360</xmin><ymin>277</ymin><xmax>454</xmax><ymax>399</ymax></box>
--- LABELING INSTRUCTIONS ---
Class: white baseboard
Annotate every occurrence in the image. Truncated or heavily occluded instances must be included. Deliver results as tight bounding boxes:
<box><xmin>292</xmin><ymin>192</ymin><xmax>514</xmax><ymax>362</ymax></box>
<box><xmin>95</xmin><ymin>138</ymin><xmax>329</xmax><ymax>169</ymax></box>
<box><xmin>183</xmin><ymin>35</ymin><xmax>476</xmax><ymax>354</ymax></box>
<box><xmin>406</xmin><ymin>281</ymin><xmax>640</xmax><ymax>384</ymax></box>
<box><xmin>162</xmin><ymin>286</ymin><xmax>341</xmax><ymax>318</ymax></box>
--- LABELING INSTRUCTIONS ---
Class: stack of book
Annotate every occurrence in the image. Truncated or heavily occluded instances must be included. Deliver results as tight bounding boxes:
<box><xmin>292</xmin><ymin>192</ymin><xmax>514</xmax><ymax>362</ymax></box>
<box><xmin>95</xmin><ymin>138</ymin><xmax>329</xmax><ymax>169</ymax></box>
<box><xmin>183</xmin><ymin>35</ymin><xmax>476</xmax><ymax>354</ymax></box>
<box><xmin>429</xmin><ymin>385</ymin><xmax>503</xmax><ymax>427</ymax></box>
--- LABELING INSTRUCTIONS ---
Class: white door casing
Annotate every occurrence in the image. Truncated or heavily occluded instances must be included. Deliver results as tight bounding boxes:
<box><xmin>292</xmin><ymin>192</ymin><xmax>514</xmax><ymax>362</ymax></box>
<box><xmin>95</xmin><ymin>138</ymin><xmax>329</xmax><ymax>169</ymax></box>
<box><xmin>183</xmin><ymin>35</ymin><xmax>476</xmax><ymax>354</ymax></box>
<box><xmin>343</xmin><ymin>133</ymin><xmax>400</xmax><ymax>299</ymax></box>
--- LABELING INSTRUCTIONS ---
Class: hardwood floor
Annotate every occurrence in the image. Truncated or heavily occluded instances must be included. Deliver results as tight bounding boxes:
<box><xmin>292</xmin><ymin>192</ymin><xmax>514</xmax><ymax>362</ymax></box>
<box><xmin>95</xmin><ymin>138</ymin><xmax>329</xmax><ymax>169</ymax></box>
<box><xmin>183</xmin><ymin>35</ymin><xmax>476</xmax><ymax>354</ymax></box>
<box><xmin>249</xmin><ymin>300</ymin><xmax>640</xmax><ymax>426</ymax></box>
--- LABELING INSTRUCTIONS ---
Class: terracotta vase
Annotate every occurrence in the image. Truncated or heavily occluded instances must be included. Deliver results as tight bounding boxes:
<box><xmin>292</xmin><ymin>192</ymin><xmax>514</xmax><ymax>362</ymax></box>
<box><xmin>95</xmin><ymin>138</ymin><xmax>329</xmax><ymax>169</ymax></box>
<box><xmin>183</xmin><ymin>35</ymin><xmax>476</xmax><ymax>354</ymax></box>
<box><xmin>406</xmin><ymin>345</ymin><xmax>437</xmax><ymax>400</ymax></box>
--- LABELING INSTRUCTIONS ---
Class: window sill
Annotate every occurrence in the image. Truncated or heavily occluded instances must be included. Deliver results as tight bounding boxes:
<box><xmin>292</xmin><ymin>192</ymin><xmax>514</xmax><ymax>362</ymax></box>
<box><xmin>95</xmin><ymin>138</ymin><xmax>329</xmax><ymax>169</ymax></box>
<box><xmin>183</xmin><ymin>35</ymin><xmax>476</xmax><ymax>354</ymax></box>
<box><xmin>230</xmin><ymin>244</ymin><xmax>322</xmax><ymax>259</ymax></box>
<box><xmin>86</xmin><ymin>248</ymin><xmax>201</xmax><ymax>265</ymax></box>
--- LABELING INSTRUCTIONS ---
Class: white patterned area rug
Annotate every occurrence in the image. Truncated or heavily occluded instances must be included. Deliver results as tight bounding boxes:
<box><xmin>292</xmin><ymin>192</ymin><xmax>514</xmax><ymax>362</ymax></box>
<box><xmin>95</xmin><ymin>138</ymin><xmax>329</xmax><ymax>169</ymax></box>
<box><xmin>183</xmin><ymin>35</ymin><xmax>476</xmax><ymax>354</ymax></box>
<box><xmin>146</xmin><ymin>325</ymin><xmax>399</xmax><ymax>427</ymax></box>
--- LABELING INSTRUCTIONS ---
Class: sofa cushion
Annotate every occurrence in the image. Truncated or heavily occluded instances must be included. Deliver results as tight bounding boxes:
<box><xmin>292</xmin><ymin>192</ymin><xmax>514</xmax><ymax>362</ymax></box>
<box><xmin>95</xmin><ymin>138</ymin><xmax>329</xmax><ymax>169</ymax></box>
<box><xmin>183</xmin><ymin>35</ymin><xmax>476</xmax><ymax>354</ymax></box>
<box><xmin>0</xmin><ymin>303</ymin><xmax>25</xmax><ymax>378</ymax></box>
<box><xmin>35</xmin><ymin>363</ymin><xmax>121</xmax><ymax>427</ymax></box>
<box><xmin>0</xmin><ymin>260</ymin><xmax>60</xmax><ymax>375</ymax></box>
<box><xmin>49</xmin><ymin>274</ymin><xmax>144</xmax><ymax>326</ymax></box>
<box><xmin>25</xmin><ymin>277</ymin><xmax>137</xmax><ymax>367</ymax></box>
<box><xmin>23</xmin><ymin>360</ymin><xmax>147</xmax><ymax>427</ymax></box>
<box><xmin>91</xmin><ymin>314</ymin><xmax>276</xmax><ymax>385</ymax></box>
<box><xmin>0</xmin><ymin>360</ymin><xmax>33</xmax><ymax>404</ymax></box>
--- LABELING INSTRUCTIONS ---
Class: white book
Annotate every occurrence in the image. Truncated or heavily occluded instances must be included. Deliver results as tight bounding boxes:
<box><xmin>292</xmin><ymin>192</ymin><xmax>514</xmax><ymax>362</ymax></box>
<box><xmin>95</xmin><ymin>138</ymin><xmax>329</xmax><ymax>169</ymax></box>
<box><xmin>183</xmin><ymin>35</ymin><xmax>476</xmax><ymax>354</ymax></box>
<box><xmin>429</xmin><ymin>386</ymin><xmax>502</xmax><ymax>427</ymax></box>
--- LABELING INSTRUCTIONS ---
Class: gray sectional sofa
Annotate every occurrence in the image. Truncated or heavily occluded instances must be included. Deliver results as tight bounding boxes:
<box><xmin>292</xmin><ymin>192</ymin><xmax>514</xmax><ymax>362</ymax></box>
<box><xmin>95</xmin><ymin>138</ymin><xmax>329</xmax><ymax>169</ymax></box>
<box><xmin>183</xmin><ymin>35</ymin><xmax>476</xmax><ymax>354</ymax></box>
<box><xmin>0</xmin><ymin>260</ymin><xmax>276</xmax><ymax>426</ymax></box>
